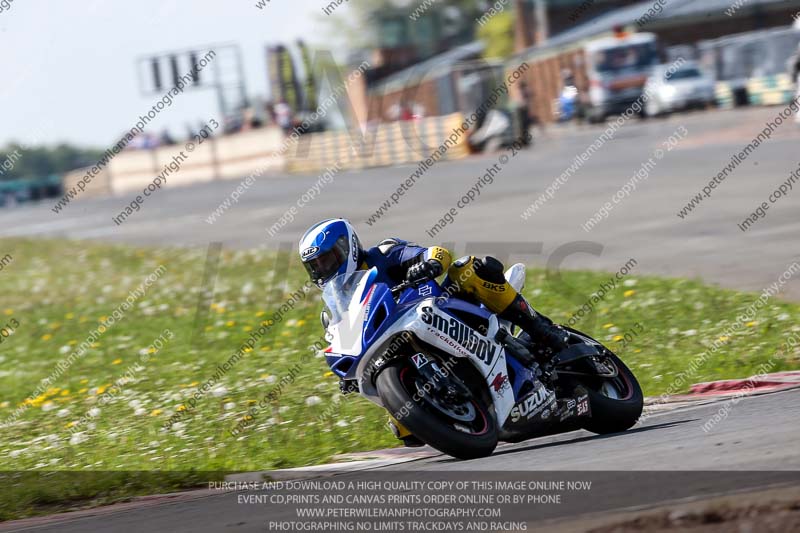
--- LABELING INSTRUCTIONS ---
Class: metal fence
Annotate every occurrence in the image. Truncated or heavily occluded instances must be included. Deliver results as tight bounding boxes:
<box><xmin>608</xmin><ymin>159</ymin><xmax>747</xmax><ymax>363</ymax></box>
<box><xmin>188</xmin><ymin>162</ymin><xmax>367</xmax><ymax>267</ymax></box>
<box><xmin>697</xmin><ymin>26</ymin><xmax>800</xmax><ymax>83</ymax></box>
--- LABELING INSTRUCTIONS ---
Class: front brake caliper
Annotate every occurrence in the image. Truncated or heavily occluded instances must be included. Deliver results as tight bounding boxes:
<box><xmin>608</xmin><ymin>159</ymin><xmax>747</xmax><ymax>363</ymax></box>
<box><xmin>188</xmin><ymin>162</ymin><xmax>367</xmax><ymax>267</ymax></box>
<box><xmin>339</xmin><ymin>379</ymin><xmax>359</xmax><ymax>395</ymax></box>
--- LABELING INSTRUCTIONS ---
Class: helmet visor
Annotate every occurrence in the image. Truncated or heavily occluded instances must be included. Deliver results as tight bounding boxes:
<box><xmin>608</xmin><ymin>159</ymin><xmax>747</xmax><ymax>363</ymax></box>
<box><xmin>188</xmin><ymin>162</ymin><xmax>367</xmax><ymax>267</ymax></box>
<box><xmin>303</xmin><ymin>235</ymin><xmax>350</xmax><ymax>286</ymax></box>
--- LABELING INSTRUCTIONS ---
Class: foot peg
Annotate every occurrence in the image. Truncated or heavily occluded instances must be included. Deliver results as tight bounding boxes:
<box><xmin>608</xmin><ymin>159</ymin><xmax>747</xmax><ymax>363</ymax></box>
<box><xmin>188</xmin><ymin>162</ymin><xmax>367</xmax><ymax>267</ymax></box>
<box><xmin>494</xmin><ymin>327</ymin><xmax>538</xmax><ymax>367</ymax></box>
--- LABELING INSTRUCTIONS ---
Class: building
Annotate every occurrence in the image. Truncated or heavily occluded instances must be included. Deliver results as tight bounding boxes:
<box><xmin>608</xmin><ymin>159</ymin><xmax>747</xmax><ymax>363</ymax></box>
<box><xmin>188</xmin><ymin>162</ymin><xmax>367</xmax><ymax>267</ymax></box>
<box><xmin>512</xmin><ymin>0</ymin><xmax>800</xmax><ymax>123</ymax></box>
<box><xmin>350</xmin><ymin>0</ymin><xmax>800</xmax><ymax>127</ymax></box>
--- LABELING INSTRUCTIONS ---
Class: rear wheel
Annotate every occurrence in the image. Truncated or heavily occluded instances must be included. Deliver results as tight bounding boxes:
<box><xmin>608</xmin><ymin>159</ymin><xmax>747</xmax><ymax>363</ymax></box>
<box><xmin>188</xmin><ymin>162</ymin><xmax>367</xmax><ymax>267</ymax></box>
<box><xmin>577</xmin><ymin>352</ymin><xmax>643</xmax><ymax>434</ymax></box>
<box><xmin>376</xmin><ymin>360</ymin><xmax>498</xmax><ymax>460</ymax></box>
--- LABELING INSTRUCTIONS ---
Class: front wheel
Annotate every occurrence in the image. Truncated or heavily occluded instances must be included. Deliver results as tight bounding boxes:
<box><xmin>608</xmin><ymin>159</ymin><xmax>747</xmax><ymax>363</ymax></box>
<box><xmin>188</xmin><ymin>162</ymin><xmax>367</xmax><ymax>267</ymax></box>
<box><xmin>376</xmin><ymin>360</ymin><xmax>498</xmax><ymax>460</ymax></box>
<box><xmin>577</xmin><ymin>352</ymin><xmax>644</xmax><ymax>434</ymax></box>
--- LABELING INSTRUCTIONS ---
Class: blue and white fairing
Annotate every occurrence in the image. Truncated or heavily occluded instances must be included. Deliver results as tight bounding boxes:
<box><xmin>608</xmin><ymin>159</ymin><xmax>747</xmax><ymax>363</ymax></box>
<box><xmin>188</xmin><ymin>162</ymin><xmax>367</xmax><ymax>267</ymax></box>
<box><xmin>322</xmin><ymin>268</ymin><xmax>519</xmax><ymax>426</ymax></box>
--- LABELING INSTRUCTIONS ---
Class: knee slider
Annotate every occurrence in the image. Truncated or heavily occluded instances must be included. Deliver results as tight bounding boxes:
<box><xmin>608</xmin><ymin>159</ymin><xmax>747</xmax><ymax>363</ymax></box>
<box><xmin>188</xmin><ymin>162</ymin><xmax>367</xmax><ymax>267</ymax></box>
<box><xmin>474</xmin><ymin>256</ymin><xmax>506</xmax><ymax>284</ymax></box>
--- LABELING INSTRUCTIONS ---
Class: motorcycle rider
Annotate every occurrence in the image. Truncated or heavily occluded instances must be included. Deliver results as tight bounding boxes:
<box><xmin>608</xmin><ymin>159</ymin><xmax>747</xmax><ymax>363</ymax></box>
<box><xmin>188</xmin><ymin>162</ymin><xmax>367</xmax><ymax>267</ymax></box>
<box><xmin>299</xmin><ymin>218</ymin><xmax>569</xmax><ymax>444</ymax></box>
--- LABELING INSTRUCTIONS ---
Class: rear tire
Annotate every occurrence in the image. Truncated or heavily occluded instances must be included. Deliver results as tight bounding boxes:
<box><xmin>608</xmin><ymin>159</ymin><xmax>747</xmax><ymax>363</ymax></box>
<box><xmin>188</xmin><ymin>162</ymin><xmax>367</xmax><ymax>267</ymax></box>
<box><xmin>376</xmin><ymin>361</ymin><xmax>498</xmax><ymax>460</ymax></box>
<box><xmin>579</xmin><ymin>352</ymin><xmax>644</xmax><ymax>434</ymax></box>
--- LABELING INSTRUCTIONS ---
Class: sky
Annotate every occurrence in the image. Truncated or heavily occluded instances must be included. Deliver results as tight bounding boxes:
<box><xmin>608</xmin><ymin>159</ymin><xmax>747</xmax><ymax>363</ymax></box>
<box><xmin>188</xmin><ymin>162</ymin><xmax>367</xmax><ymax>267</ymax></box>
<box><xmin>0</xmin><ymin>0</ymin><xmax>348</xmax><ymax>148</ymax></box>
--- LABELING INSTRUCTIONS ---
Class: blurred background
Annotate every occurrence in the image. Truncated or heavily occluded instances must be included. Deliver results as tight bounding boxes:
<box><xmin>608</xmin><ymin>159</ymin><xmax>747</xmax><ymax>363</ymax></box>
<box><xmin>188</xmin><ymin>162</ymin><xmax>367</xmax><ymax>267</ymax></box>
<box><xmin>2</xmin><ymin>0</ymin><xmax>800</xmax><ymax>207</ymax></box>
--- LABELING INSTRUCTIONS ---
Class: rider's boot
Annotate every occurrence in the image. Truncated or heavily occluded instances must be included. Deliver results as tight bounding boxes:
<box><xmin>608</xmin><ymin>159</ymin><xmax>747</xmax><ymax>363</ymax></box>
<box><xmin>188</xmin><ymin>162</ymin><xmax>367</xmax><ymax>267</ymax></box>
<box><xmin>499</xmin><ymin>293</ymin><xmax>570</xmax><ymax>357</ymax></box>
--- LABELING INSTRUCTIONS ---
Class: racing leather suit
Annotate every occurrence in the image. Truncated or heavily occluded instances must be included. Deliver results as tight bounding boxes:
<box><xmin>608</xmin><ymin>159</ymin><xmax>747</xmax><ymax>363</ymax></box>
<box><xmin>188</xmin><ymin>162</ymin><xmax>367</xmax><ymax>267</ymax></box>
<box><xmin>361</xmin><ymin>238</ymin><xmax>567</xmax><ymax>352</ymax></box>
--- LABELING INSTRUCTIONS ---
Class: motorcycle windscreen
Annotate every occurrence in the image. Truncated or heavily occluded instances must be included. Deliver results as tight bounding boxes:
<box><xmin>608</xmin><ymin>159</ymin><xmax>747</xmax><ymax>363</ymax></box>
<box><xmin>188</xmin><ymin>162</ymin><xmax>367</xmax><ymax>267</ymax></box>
<box><xmin>322</xmin><ymin>269</ymin><xmax>377</xmax><ymax>355</ymax></box>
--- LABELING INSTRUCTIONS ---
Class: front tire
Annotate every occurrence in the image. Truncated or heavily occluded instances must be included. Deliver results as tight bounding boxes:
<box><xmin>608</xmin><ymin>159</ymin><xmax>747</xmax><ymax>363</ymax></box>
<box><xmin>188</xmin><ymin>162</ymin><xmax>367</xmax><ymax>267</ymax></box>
<box><xmin>376</xmin><ymin>361</ymin><xmax>498</xmax><ymax>460</ymax></box>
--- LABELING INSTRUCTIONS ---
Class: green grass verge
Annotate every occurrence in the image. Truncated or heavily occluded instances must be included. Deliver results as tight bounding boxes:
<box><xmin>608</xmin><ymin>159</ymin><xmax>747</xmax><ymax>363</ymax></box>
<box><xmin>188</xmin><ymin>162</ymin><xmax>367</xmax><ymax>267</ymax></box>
<box><xmin>0</xmin><ymin>238</ymin><xmax>798</xmax><ymax>519</ymax></box>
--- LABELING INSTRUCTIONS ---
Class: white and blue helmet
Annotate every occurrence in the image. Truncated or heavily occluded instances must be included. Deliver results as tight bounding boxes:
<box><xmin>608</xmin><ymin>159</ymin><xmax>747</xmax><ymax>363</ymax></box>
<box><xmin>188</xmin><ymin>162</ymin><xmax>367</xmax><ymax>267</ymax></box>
<box><xmin>299</xmin><ymin>218</ymin><xmax>362</xmax><ymax>287</ymax></box>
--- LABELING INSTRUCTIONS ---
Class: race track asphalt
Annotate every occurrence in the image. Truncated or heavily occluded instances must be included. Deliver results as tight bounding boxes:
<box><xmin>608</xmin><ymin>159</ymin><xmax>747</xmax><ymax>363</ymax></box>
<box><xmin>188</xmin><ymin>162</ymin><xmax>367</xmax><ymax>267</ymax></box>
<box><xmin>4</xmin><ymin>388</ymin><xmax>798</xmax><ymax>532</ymax></box>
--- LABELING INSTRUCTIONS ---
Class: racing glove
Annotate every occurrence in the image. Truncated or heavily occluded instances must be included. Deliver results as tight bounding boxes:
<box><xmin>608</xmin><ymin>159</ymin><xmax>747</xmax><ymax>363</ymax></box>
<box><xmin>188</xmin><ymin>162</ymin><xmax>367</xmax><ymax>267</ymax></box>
<box><xmin>405</xmin><ymin>259</ymin><xmax>443</xmax><ymax>284</ymax></box>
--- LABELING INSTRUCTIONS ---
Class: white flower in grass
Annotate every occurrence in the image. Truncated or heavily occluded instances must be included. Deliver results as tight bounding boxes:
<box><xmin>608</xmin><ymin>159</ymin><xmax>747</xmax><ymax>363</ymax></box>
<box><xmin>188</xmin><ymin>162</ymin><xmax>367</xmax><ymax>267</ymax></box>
<box><xmin>129</xmin><ymin>399</ymin><xmax>142</xmax><ymax>409</ymax></box>
<box><xmin>42</xmin><ymin>402</ymin><xmax>56</xmax><ymax>412</ymax></box>
<box><xmin>224</xmin><ymin>402</ymin><xmax>236</xmax><ymax>411</ymax></box>
<box><xmin>623</xmin><ymin>279</ymin><xmax>637</xmax><ymax>287</ymax></box>
<box><xmin>212</xmin><ymin>386</ymin><xmax>227</xmax><ymax>398</ymax></box>
<box><xmin>265</xmin><ymin>375</ymin><xmax>276</xmax><ymax>384</ymax></box>
<box><xmin>278</xmin><ymin>405</ymin><xmax>290</xmax><ymax>414</ymax></box>
<box><xmin>172</xmin><ymin>422</ymin><xmax>186</xmax><ymax>432</ymax></box>
<box><xmin>682</xmin><ymin>329</ymin><xmax>698</xmax><ymax>337</ymax></box>
<box><xmin>134</xmin><ymin>407</ymin><xmax>147</xmax><ymax>416</ymax></box>
<box><xmin>9</xmin><ymin>449</ymin><xmax>24</xmax><ymax>458</ymax></box>
<box><xmin>335</xmin><ymin>420</ymin><xmax>348</xmax><ymax>428</ymax></box>
<box><xmin>59</xmin><ymin>345</ymin><xmax>71</xmax><ymax>354</ymax></box>
<box><xmin>305</xmin><ymin>396</ymin><xmax>322</xmax><ymax>406</ymax></box>
<box><xmin>266</xmin><ymin>417</ymin><xmax>277</xmax><ymax>426</ymax></box>
<box><xmin>777</xmin><ymin>313</ymin><xmax>790</xmax><ymax>321</ymax></box>
<box><xmin>69</xmin><ymin>433</ymin><xmax>87</xmax><ymax>445</ymax></box>
<box><xmin>88</xmin><ymin>407</ymin><xmax>101</xmax><ymax>417</ymax></box>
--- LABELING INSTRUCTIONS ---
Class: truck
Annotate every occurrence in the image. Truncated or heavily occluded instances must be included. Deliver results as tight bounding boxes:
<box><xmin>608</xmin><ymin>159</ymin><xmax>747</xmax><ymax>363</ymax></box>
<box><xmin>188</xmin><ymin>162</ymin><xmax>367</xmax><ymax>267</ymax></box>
<box><xmin>512</xmin><ymin>29</ymin><xmax>661</xmax><ymax>124</ymax></box>
<box><xmin>582</xmin><ymin>32</ymin><xmax>660</xmax><ymax>122</ymax></box>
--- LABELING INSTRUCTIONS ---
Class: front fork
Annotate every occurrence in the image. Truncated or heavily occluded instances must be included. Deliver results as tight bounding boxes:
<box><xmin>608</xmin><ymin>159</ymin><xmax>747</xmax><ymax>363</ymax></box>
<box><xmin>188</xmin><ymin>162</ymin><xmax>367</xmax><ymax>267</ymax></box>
<box><xmin>413</xmin><ymin>354</ymin><xmax>472</xmax><ymax>405</ymax></box>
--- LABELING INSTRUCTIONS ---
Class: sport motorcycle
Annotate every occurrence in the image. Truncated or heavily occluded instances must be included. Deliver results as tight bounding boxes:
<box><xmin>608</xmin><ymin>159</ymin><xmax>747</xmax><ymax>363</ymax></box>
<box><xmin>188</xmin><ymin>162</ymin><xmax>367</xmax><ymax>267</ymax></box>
<box><xmin>321</xmin><ymin>265</ymin><xmax>644</xmax><ymax>459</ymax></box>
